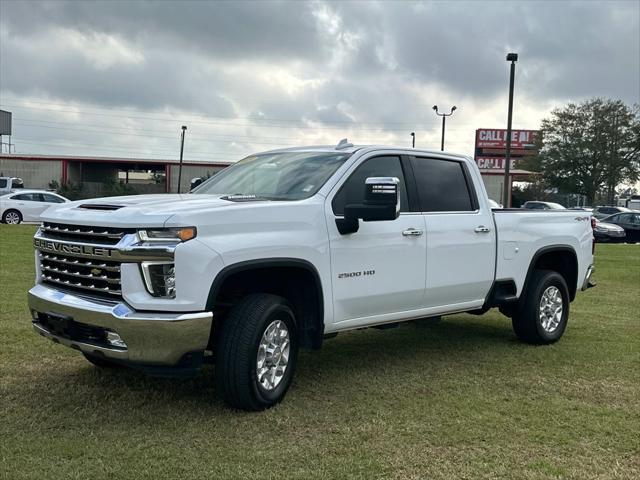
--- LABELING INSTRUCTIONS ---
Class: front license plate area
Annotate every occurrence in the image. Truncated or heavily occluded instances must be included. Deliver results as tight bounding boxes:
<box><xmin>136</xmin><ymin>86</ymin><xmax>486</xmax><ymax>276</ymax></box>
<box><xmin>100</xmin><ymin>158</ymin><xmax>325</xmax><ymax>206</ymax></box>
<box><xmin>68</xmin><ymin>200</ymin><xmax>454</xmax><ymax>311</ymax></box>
<box><xmin>45</xmin><ymin>313</ymin><xmax>72</xmax><ymax>337</ymax></box>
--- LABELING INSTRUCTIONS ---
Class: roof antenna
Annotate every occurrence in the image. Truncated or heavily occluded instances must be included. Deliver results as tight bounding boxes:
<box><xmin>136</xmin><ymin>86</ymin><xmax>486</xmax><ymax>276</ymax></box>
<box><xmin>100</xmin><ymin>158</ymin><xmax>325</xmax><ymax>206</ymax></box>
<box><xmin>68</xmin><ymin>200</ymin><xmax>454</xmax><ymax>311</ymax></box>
<box><xmin>335</xmin><ymin>138</ymin><xmax>353</xmax><ymax>150</ymax></box>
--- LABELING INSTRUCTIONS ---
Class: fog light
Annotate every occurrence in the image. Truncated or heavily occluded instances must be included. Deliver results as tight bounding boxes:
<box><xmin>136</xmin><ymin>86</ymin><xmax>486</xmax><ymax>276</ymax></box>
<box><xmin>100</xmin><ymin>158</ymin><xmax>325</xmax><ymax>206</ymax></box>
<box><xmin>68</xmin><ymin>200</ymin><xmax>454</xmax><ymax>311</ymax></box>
<box><xmin>106</xmin><ymin>331</ymin><xmax>127</xmax><ymax>348</ymax></box>
<box><xmin>141</xmin><ymin>262</ymin><xmax>176</xmax><ymax>298</ymax></box>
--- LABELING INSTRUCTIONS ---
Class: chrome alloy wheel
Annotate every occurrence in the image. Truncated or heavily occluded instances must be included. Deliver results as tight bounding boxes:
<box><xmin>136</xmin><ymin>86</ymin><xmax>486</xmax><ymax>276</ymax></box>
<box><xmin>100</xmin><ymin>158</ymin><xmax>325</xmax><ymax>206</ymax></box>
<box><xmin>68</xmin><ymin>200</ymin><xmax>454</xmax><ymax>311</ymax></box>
<box><xmin>256</xmin><ymin>320</ymin><xmax>290</xmax><ymax>391</ymax></box>
<box><xmin>4</xmin><ymin>211</ymin><xmax>21</xmax><ymax>224</ymax></box>
<box><xmin>539</xmin><ymin>286</ymin><xmax>564</xmax><ymax>333</ymax></box>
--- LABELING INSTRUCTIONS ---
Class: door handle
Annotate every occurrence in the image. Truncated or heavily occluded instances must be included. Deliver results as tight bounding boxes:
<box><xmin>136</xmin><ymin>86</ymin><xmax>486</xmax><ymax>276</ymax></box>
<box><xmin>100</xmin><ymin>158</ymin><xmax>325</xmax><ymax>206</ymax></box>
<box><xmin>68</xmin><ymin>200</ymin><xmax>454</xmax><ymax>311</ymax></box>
<box><xmin>474</xmin><ymin>226</ymin><xmax>491</xmax><ymax>233</ymax></box>
<box><xmin>402</xmin><ymin>228</ymin><xmax>424</xmax><ymax>237</ymax></box>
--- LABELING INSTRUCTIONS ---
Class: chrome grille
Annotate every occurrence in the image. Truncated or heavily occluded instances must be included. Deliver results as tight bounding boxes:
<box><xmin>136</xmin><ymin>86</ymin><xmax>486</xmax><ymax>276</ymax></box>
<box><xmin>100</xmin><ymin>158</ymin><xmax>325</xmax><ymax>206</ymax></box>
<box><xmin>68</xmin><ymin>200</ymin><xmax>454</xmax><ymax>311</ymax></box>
<box><xmin>41</xmin><ymin>222</ymin><xmax>134</xmax><ymax>245</ymax></box>
<box><xmin>36</xmin><ymin>223</ymin><xmax>130</xmax><ymax>298</ymax></box>
<box><xmin>39</xmin><ymin>252</ymin><xmax>122</xmax><ymax>297</ymax></box>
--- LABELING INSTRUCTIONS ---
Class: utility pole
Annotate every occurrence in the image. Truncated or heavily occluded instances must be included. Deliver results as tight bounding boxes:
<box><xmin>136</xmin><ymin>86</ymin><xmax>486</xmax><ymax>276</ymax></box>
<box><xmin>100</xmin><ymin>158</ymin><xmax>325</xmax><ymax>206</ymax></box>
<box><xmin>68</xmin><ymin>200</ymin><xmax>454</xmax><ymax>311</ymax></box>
<box><xmin>503</xmin><ymin>52</ymin><xmax>518</xmax><ymax>208</ymax></box>
<box><xmin>608</xmin><ymin>114</ymin><xmax>619</xmax><ymax>204</ymax></box>
<box><xmin>177</xmin><ymin>125</ymin><xmax>187</xmax><ymax>194</ymax></box>
<box><xmin>410</xmin><ymin>132</ymin><xmax>415</xmax><ymax>148</ymax></box>
<box><xmin>432</xmin><ymin>105</ymin><xmax>457</xmax><ymax>151</ymax></box>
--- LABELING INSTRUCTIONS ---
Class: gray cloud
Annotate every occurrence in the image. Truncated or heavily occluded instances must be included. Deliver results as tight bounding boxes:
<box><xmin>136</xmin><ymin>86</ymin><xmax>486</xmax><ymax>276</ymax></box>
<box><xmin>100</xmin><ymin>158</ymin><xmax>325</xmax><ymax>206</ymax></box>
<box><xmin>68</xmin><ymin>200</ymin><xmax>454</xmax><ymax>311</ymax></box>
<box><xmin>0</xmin><ymin>0</ymin><xmax>638</xmax><ymax>160</ymax></box>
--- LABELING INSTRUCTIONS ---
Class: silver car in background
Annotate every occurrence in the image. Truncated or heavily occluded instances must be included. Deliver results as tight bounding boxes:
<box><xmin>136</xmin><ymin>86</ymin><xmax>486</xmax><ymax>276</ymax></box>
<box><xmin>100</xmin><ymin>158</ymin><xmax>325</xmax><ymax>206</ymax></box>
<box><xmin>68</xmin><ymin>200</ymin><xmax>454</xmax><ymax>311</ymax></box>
<box><xmin>0</xmin><ymin>190</ymin><xmax>69</xmax><ymax>224</ymax></box>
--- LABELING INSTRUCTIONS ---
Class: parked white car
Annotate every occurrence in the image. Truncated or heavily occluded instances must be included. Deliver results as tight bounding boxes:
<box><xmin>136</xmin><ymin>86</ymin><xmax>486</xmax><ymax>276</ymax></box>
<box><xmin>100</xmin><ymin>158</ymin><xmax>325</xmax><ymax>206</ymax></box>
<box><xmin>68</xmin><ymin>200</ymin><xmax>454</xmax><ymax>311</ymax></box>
<box><xmin>0</xmin><ymin>190</ymin><xmax>69</xmax><ymax>224</ymax></box>
<box><xmin>28</xmin><ymin>144</ymin><xmax>595</xmax><ymax>410</ymax></box>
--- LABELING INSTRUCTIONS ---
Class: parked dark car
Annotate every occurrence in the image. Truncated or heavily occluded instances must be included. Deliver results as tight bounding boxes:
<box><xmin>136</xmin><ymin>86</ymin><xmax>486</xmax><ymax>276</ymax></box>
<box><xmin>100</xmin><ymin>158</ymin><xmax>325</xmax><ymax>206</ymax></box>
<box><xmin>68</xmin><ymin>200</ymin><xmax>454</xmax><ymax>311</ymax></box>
<box><xmin>593</xmin><ymin>206</ymin><xmax>631</xmax><ymax>220</ymax></box>
<box><xmin>601</xmin><ymin>211</ymin><xmax>640</xmax><ymax>243</ymax></box>
<box><xmin>593</xmin><ymin>218</ymin><xmax>626</xmax><ymax>243</ymax></box>
<box><xmin>521</xmin><ymin>201</ymin><xmax>565</xmax><ymax>210</ymax></box>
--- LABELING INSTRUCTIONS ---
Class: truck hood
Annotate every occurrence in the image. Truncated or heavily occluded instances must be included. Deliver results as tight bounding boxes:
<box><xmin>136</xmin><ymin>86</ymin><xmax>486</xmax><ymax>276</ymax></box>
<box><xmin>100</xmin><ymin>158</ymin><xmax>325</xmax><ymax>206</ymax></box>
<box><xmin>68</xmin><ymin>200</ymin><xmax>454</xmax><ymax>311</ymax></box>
<box><xmin>40</xmin><ymin>194</ymin><xmax>265</xmax><ymax>228</ymax></box>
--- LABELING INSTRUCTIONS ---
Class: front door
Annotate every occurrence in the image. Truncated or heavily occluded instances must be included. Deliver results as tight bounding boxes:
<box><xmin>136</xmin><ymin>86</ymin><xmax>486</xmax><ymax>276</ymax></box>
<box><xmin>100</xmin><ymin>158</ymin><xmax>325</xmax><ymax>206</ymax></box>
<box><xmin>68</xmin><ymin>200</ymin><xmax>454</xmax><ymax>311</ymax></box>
<box><xmin>326</xmin><ymin>155</ymin><xmax>427</xmax><ymax>325</ymax></box>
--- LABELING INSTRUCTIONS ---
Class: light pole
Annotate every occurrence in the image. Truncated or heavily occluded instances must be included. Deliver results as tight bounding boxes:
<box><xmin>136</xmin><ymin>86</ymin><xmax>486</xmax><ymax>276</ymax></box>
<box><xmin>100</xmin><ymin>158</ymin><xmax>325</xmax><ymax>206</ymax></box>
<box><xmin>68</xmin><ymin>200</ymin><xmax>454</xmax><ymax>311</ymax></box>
<box><xmin>432</xmin><ymin>105</ymin><xmax>456</xmax><ymax>151</ymax></box>
<box><xmin>410</xmin><ymin>132</ymin><xmax>415</xmax><ymax>148</ymax></box>
<box><xmin>503</xmin><ymin>52</ymin><xmax>518</xmax><ymax>208</ymax></box>
<box><xmin>177</xmin><ymin>125</ymin><xmax>187</xmax><ymax>194</ymax></box>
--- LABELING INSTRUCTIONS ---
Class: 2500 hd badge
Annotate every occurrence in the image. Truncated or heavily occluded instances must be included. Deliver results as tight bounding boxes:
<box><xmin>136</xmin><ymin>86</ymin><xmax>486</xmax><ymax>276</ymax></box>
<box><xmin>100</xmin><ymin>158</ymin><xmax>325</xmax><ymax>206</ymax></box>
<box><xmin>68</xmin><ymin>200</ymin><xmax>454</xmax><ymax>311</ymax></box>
<box><xmin>338</xmin><ymin>269</ymin><xmax>376</xmax><ymax>279</ymax></box>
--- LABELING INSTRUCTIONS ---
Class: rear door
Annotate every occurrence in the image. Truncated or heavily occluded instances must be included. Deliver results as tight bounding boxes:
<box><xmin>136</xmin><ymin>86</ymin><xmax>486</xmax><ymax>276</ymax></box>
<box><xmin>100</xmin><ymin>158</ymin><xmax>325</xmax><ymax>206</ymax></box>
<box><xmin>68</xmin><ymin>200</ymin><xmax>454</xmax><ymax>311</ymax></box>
<box><xmin>409</xmin><ymin>156</ymin><xmax>496</xmax><ymax>308</ymax></box>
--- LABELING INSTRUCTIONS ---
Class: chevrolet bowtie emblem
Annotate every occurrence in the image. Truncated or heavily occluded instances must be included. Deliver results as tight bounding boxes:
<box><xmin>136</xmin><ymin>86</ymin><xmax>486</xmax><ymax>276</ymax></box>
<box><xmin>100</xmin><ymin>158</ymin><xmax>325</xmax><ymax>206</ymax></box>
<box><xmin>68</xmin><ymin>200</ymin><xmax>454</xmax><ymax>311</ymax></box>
<box><xmin>91</xmin><ymin>268</ymin><xmax>102</xmax><ymax>276</ymax></box>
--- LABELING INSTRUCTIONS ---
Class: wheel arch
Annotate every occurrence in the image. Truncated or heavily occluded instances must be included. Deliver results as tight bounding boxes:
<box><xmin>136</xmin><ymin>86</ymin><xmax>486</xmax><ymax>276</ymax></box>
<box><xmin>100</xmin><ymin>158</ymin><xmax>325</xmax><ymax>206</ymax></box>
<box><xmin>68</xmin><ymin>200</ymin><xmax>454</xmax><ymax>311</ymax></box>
<box><xmin>522</xmin><ymin>245</ymin><xmax>579</xmax><ymax>301</ymax></box>
<box><xmin>206</xmin><ymin>258</ymin><xmax>325</xmax><ymax>349</ymax></box>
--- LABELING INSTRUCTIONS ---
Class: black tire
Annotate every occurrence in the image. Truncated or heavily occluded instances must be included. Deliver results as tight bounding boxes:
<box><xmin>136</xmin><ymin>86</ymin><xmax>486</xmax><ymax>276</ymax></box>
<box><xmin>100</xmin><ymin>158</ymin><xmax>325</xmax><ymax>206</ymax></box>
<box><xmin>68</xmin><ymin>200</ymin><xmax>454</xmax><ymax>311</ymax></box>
<box><xmin>512</xmin><ymin>269</ymin><xmax>569</xmax><ymax>345</ymax></box>
<box><xmin>215</xmin><ymin>293</ymin><xmax>298</xmax><ymax>411</ymax></box>
<box><xmin>2</xmin><ymin>209</ymin><xmax>22</xmax><ymax>224</ymax></box>
<box><xmin>83</xmin><ymin>352</ymin><xmax>123</xmax><ymax>368</ymax></box>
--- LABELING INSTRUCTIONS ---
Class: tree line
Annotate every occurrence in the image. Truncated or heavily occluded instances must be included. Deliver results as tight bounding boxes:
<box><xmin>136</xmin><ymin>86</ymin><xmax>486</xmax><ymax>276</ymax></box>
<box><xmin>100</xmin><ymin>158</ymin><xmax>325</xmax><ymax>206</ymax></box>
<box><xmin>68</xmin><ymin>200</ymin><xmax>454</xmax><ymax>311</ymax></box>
<box><xmin>519</xmin><ymin>98</ymin><xmax>639</xmax><ymax>206</ymax></box>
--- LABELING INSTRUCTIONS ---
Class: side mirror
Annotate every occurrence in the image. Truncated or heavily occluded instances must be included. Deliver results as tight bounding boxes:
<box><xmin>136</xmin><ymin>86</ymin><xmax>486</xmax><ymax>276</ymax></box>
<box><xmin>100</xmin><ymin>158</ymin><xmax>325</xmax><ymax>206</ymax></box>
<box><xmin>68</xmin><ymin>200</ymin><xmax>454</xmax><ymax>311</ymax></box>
<box><xmin>336</xmin><ymin>177</ymin><xmax>400</xmax><ymax>235</ymax></box>
<box><xmin>190</xmin><ymin>177</ymin><xmax>204</xmax><ymax>191</ymax></box>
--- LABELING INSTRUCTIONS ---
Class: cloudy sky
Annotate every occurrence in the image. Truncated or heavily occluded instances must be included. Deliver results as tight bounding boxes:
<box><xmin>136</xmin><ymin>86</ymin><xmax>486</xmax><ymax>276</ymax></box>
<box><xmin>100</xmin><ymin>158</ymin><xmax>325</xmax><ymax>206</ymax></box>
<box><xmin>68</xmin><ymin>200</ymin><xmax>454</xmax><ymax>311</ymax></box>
<box><xmin>1</xmin><ymin>0</ymin><xmax>638</xmax><ymax>162</ymax></box>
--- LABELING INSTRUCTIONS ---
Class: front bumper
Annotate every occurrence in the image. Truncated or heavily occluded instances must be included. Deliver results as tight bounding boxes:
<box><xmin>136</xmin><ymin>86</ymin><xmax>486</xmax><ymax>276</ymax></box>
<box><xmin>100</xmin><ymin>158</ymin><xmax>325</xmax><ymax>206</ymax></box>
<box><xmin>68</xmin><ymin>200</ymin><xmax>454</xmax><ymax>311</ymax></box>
<box><xmin>594</xmin><ymin>231</ymin><xmax>626</xmax><ymax>242</ymax></box>
<box><xmin>28</xmin><ymin>284</ymin><xmax>213</xmax><ymax>369</ymax></box>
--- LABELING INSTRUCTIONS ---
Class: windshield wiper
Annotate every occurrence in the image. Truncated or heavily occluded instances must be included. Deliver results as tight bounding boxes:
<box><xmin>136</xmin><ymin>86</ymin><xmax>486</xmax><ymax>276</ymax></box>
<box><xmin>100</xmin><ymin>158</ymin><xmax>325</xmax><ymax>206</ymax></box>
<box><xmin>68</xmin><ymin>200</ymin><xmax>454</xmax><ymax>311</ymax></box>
<box><xmin>221</xmin><ymin>194</ymin><xmax>291</xmax><ymax>202</ymax></box>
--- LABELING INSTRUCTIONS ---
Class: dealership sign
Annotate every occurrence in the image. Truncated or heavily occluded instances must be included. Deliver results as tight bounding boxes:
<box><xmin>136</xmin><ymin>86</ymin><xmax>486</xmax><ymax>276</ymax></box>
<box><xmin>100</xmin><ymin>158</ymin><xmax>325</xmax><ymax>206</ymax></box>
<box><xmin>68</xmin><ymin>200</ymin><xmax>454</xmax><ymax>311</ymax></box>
<box><xmin>476</xmin><ymin>129</ymin><xmax>538</xmax><ymax>149</ymax></box>
<box><xmin>476</xmin><ymin>157</ymin><xmax>517</xmax><ymax>170</ymax></box>
<box><xmin>474</xmin><ymin>128</ymin><xmax>540</xmax><ymax>174</ymax></box>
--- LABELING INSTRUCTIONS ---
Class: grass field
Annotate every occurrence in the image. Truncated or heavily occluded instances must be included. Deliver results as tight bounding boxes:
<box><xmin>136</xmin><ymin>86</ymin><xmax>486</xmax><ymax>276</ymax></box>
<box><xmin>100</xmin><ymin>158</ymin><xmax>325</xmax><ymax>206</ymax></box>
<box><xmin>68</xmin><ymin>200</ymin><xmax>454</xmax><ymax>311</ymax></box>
<box><xmin>1</xmin><ymin>224</ymin><xmax>638</xmax><ymax>479</ymax></box>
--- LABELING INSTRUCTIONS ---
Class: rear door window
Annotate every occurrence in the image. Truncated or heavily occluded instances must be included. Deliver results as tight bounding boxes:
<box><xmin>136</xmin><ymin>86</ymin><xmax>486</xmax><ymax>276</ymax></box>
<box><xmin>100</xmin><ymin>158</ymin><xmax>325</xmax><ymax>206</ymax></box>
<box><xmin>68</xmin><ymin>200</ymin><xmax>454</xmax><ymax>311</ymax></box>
<box><xmin>410</xmin><ymin>157</ymin><xmax>475</xmax><ymax>212</ymax></box>
<box><xmin>43</xmin><ymin>194</ymin><xmax>65</xmax><ymax>203</ymax></box>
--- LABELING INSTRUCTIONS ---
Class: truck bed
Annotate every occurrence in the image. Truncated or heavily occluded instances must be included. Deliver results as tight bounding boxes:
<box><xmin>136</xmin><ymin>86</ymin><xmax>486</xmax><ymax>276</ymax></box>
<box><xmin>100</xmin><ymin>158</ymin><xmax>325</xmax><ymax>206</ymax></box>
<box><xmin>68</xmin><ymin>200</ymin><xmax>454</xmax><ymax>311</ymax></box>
<box><xmin>493</xmin><ymin>209</ymin><xmax>593</xmax><ymax>296</ymax></box>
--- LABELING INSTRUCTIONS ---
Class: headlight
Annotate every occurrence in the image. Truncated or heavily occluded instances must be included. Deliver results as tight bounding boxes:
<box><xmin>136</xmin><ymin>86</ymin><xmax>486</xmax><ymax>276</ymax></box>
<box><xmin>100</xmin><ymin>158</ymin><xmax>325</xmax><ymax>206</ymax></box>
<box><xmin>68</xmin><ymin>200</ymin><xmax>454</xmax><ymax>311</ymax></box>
<box><xmin>594</xmin><ymin>226</ymin><xmax>607</xmax><ymax>233</ymax></box>
<box><xmin>138</xmin><ymin>227</ymin><xmax>196</xmax><ymax>243</ymax></box>
<box><xmin>141</xmin><ymin>262</ymin><xmax>176</xmax><ymax>298</ymax></box>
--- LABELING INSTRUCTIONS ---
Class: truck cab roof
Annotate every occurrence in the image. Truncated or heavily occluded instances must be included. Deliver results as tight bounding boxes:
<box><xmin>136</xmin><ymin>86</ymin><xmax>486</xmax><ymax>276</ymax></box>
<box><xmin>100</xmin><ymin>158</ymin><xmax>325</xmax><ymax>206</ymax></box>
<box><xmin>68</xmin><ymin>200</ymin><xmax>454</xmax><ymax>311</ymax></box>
<box><xmin>262</xmin><ymin>144</ymin><xmax>471</xmax><ymax>161</ymax></box>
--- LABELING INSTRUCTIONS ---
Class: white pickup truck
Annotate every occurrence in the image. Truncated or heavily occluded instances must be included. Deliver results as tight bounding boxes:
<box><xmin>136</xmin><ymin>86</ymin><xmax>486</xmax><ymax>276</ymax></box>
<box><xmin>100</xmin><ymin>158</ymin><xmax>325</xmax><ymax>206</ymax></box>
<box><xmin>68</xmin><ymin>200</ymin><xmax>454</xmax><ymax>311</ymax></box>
<box><xmin>28</xmin><ymin>144</ymin><xmax>595</xmax><ymax>410</ymax></box>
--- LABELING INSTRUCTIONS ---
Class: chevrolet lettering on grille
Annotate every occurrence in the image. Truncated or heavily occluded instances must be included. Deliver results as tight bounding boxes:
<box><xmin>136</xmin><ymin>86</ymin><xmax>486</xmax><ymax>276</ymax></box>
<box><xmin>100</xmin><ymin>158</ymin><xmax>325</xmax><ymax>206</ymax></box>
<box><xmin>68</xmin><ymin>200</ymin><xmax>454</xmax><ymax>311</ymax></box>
<box><xmin>34</xmin><ymin>238</ymin><xmax>115</xmax><ymax>258</ymax></box>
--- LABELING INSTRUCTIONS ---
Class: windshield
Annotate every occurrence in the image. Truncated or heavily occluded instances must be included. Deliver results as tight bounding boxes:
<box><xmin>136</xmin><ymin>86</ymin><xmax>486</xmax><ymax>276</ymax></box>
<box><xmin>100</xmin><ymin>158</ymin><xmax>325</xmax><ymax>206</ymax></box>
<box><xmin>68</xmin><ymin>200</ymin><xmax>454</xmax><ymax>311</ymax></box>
<box><xmin>192</xmin><ymin>151</ymin><xmax>350</xmax><ymax>200</ymax></box>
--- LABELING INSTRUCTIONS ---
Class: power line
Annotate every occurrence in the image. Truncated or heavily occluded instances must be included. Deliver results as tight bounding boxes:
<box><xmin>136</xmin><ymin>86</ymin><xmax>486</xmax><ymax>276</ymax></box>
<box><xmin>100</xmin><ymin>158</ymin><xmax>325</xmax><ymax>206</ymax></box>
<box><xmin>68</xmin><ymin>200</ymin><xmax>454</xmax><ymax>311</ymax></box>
<box><xmin>14</xmin><ymin>115</ymin><xmax>472</xmax><ymax>137</ymax></box>
<box><xmin>12</xmin><ymin>122</ymin><xmax>308</xmax><ymax>147</ymax></box>
<box><xmin>1</xmin><ymin>102</ymin><xmax>476</xmax><ymax>132</ymax></box>
<box><xmin>11</xmin><ymin>139</ymin><xmax>249</xmax><ymax>159</ymax></box>
<box><xmin>1</xmin><ymin>98</ymin><xmax>479</xmax><ymax>126</ymax></box>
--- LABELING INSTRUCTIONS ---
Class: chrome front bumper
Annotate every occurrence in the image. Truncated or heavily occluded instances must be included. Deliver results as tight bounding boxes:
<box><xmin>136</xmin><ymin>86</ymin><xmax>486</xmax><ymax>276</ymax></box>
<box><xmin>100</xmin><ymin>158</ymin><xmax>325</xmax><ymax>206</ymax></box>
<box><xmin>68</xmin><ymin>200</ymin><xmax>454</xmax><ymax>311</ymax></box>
<box><xmin>28</xmin><ymin>284</ymin><xmax>213</xmax><ymax>367</ymax></box>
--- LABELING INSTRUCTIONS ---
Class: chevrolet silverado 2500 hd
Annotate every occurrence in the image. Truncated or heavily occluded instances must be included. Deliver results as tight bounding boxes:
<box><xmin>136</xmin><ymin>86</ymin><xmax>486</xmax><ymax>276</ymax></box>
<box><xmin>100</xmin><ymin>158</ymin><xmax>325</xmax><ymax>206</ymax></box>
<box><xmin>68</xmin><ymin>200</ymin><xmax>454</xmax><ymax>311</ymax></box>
<box><xmin>28</xmin><ymin>144</ymin><xmax>595</xmax><ymax>410</ymax></box>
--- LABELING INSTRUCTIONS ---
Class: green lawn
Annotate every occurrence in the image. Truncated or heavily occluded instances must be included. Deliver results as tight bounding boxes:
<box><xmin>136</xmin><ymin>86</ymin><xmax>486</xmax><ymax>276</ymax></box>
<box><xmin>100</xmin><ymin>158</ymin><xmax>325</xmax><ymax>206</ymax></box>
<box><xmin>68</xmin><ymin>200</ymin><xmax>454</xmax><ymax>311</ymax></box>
<box><xmin>1</xmin><ymin>224</ymin><xmax>638</xmax><ymax>480</ymax></box>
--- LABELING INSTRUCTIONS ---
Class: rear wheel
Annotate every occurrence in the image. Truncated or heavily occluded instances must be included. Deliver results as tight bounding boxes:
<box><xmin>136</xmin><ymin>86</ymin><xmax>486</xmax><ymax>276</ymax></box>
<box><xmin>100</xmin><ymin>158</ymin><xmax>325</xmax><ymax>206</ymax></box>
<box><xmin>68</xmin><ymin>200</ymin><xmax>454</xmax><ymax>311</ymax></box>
<box><xmin>216</xmin><ymin>294</ymin><xmax>298</xmax><ymax>411</ymax></box>
<box><xmin>2</xmin><ymin>209</ymin><xmax>22</xmax><ymax>224</ymax></box>
<box><xmin>512</xmin><ymin>270</ymin><xmax>569</xmax><ymax>344</ymax></box>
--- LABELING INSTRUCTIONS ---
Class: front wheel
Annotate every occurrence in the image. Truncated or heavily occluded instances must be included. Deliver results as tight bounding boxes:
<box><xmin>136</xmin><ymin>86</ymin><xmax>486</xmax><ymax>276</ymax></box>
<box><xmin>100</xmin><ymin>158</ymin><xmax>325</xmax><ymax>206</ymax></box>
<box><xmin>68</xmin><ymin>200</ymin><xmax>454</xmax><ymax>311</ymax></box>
<box><xmin>216</xmin><ymin>294</ymin><xmax>298</xmax><ymax>411</ymax></box>
<box><xmin>2</xmin><ymin>209</ymin><xmax>22</xmax><ymax>224</ymax></box>
<box><xmin>512</xmin><ymin>270</ymin><xmax>569</xmax><ymax>345</ymax></box>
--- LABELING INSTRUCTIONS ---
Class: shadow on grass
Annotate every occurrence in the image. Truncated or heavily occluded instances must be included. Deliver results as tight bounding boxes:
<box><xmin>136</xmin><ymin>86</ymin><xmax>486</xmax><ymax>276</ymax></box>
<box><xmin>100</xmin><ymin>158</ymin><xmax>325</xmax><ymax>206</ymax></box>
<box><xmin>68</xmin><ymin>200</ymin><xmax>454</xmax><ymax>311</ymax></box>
<box><xmin>13</xmin><ymin>315</ymin><xmax>521</xmax><ymax>420</ymax></box>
